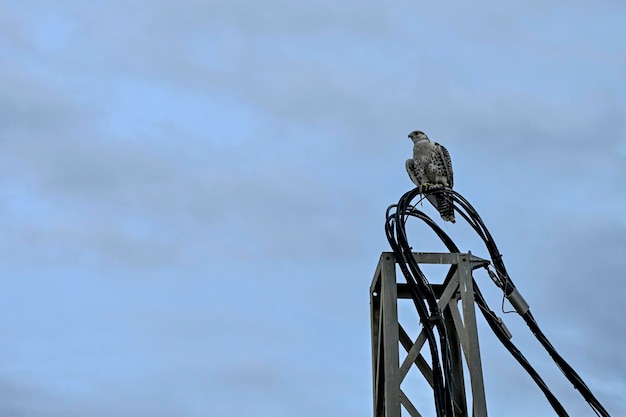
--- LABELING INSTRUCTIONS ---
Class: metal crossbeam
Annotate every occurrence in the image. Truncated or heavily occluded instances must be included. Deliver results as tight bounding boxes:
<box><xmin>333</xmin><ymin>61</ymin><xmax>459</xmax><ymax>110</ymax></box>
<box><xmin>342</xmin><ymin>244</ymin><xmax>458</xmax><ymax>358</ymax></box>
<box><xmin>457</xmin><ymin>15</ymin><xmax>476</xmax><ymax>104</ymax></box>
<box><xmin>370</xmin><ymin>252</ymin><xmax>489</xmax><ymax>417</ymax></box>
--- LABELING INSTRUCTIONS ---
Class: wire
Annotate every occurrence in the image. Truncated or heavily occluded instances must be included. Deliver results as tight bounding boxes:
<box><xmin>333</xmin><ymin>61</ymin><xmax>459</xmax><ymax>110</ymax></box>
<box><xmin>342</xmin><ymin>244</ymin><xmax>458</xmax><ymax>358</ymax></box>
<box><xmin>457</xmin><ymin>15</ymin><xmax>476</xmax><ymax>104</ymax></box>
<box><xmin>385</xmin><ymin>204</ymin><xmax>454</xmax><ymax>417</ymax></box>
<box><xmin>443</xmin><ymin>188</ymin><xmax>611</xmax><ymax>417</ymax></box>
<box><xmin>388</xmin><ymin>200</ymin><xmax>568</xmax><ymax>416</ymax></box>
<box><xmin>386</xmin><ymin>187</ymin><xmax>611</xmax><ymax>416</ymax></box>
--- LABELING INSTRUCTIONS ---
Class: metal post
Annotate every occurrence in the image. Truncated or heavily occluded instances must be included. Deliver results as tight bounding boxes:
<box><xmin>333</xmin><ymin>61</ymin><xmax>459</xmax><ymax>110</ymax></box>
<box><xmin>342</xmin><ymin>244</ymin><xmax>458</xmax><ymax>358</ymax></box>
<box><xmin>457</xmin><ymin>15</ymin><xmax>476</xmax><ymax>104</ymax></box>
<box><xmin>371</xmin><ymin>253</ymin><xmax>401</xmax><ymax>417</ymax></box>
<box><xmin>370</xmin><ymin>252</ymin><xmax>490</xmax><ymax>417</ymax></box>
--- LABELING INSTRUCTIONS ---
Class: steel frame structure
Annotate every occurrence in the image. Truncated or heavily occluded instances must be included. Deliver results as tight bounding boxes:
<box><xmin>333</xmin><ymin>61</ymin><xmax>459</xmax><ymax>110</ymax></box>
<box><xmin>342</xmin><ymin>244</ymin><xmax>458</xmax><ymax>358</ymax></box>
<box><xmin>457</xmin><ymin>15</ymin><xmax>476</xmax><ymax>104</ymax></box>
<box><xmin>370</xmin><ymin>252</ymin><xmax>490</xmax><ymax>417</ymax></box>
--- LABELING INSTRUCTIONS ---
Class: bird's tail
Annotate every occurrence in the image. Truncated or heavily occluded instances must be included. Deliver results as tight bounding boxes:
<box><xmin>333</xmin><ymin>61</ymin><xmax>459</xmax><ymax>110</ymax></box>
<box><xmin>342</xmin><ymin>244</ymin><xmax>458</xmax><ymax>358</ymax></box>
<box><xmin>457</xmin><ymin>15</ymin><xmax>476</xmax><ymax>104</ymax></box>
<box><xmin>426</xmin><ymin>190</ymin><xmax>455</xmax><ymax>223</ymax></box>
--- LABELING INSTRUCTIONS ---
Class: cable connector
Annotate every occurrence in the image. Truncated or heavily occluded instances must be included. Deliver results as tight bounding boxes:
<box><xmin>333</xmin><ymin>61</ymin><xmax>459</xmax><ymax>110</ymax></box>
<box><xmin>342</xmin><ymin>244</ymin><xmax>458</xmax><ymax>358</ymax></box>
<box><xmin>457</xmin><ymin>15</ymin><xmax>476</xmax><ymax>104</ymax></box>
<box><xmin>485</xmin><ymin>266</ymin><xmax>504</xmax><ymax>289</ymax></box>
<box><xmin>506</xmin><ymin>288</ymin><xmax>530</xmax><ymax>316</ymax></box>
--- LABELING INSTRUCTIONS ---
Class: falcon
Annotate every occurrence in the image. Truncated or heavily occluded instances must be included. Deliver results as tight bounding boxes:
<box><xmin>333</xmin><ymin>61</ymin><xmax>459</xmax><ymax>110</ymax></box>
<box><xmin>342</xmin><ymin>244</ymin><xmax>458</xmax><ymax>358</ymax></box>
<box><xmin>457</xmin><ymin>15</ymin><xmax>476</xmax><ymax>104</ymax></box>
<box><xmin>405</xmin><ymin>130</ymin><xmax>455</xmax><ymax>223</ymax></box>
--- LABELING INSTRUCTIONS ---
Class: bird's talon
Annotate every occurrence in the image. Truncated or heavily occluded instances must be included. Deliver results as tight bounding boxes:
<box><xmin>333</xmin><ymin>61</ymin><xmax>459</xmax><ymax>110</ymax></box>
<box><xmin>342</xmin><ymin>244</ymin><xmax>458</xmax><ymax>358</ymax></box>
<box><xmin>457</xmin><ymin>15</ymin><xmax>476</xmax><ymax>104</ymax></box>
<box><xmin>419</xmin><ymin>183</ymin><xmax>433</xmax><ymax>193</ymax></box>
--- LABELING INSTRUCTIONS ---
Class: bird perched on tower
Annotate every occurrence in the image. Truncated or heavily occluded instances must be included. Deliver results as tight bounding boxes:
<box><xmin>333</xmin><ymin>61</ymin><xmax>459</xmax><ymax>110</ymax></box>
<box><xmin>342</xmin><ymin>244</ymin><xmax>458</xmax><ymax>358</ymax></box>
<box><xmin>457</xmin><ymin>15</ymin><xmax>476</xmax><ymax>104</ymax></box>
<box><xmin>405</xmin><ymin>130</ymin><xmax>455</xmax><ymax>223</ymax></box>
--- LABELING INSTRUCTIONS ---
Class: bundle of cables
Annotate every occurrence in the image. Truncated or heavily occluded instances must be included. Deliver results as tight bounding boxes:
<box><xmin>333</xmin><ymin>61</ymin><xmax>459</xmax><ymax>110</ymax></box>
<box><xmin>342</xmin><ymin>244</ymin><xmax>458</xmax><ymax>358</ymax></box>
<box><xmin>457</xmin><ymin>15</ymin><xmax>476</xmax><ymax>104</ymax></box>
<box><xmin>385</xmin><ymin>187</ymin><xmax>610</xmax><ymax>417</ymax></box>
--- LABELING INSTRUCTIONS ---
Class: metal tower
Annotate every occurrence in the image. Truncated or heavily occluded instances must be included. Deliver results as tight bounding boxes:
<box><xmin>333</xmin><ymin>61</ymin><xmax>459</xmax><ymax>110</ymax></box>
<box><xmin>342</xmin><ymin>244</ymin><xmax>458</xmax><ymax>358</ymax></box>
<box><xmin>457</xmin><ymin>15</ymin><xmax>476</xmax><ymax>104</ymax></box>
<box><xmin>370</xmin><ymin>251</ymin><xmax>491</xmax><ymax>417</ymax></box>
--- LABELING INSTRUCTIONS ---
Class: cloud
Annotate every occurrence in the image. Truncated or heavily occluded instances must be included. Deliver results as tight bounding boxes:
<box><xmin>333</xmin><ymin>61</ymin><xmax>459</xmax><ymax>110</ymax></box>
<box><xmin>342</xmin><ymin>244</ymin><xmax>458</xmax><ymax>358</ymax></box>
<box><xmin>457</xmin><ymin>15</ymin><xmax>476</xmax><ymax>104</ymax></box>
<box><xmin>0</xmin><ymin>1</ymin><xmax>624</xmax><ymax>416</ymax></box>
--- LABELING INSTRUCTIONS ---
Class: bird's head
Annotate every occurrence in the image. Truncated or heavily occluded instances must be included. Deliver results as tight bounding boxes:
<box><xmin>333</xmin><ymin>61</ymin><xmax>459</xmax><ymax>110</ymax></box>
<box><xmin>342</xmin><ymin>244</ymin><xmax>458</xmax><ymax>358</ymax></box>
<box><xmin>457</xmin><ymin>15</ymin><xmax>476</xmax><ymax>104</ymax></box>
<box><xmin>408</xmin><ymin>130</ymin><xmax>429</xmax><ymax>143</ymax></box>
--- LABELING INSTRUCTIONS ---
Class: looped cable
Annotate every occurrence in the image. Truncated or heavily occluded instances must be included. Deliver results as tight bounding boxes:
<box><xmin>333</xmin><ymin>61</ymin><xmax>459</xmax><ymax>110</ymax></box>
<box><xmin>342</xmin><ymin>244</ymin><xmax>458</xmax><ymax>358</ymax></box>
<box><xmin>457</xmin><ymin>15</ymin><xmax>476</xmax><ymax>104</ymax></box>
<box><xmin>386</xmin><ymin>187</ymin><xmax>610</xmax><ymax>417</ymax></box>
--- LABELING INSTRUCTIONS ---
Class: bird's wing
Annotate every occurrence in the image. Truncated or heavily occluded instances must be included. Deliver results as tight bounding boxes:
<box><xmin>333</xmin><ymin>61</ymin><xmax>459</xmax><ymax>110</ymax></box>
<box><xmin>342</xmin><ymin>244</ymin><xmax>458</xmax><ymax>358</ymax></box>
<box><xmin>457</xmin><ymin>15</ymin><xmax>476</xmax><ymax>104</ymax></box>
<box><xmin>435</xmin><ymin>143</ymin><xmax>454</xmax><ymax>188</ymax></box>
<box><xmin>405</xmin><ymin>159</ymin><xmax>422</xmax><ymax>187</ymax></box>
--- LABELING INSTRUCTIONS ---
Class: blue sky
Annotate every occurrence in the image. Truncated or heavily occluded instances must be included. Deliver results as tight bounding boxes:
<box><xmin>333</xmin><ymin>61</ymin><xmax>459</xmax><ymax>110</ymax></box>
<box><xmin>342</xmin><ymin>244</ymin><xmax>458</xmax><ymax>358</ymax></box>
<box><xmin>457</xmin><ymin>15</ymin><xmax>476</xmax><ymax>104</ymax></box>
<box><xmin>0</xmin><ymin>1</ymin><xmax>625</xmax><ymax>416</ymax></box>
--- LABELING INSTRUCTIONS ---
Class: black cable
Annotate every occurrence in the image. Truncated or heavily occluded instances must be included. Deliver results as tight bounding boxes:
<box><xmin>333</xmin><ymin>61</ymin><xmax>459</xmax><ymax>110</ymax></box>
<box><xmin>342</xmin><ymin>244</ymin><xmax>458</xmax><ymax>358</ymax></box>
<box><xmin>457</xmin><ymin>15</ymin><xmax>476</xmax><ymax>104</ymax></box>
<box><xmin>442</xmin><ymin>188</ymin><xmax>610</xmax><ymax>417</ymax></box>
<box><xmin>386</xmin><ymin>187</ymin><xmax>611</xmax><ymax>416</ymax></box>
<box><xmin>386</xmin><ymin>204</ymin><xmax>453</xmax><ymax>417</ymax></box>
<box><xmin>389</xmin><ymin>199</ymin><xmax>569</xmax><ymax>416</ymax></box>
<box><xmin>522</xmin><ymin>312</ymin><xmax>608</xmax><ymax>417</ymax></box>
<box><xmin>388</xmin><ymin>191</ymin><xmax>459</xmax><ymax>417</ymax></box>
<box><xmin>473</xmin><ymin>285</ymin><xmax>570</xmax><ymax>417</ymax></box>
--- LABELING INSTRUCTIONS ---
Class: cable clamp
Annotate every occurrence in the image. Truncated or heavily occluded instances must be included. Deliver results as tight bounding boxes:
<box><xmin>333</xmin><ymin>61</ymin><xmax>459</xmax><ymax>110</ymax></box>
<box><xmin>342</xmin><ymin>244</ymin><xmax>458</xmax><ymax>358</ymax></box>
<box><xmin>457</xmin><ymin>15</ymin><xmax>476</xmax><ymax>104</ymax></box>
<box><xmin>426</xmin><ymin>313</ymin><xmax>443</xmax><ymax>324</ymax></box>
<box><xmin>495</xmin><ymin>317</ymin><xmax>513</xmax><ymax>339</ymax></box>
